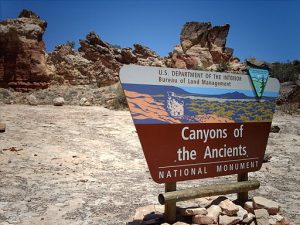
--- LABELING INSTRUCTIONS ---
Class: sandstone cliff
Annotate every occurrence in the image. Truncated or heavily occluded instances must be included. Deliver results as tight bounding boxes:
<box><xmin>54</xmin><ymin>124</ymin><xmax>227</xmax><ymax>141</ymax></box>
<box><xmin>0</xmin><ymin>10</ymin><xmax>51</xmax><ymax>91</ymax></box>
<box><xmin>170</xmin><ymin>22</ymin><xmax>240</xmax><ymax>70</ymax></box>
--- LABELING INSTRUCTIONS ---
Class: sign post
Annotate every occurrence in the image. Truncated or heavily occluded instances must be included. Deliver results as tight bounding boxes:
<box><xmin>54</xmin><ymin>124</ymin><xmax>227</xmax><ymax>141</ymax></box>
<box><xmin>237</xmin><ymin>173</ymin><xmax>248</xmax><ymax>204</ymax></box>
<box><xmin>165</xmin><ymin>182</ymin><xmax>177</xmax><ymax>223</ymax></box>
<box><xmin>119</xmin><ymin>65</ymin><xmax>280</xmax><ymax>222</ymax></box>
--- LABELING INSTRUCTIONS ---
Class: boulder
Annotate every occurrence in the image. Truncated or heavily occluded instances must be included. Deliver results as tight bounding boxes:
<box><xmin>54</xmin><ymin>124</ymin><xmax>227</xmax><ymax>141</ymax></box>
<box><xmin>79</xmin><ymin>97</ymin><xmax>92</xmax><ymax>106</ymax></box>
<box><xmin>253</xmin><ymin>196</ymin><xmax>280</xmax><ymax>215</ymax></box>
<box><xmin>27</xmin><ymin>94</ymin><xmax>38</xmax><ymax>106</ymax></box>
<box><xmin>170</xmin><ymin>22</ymin><xmax>236</xmax><ymax>71</ymax></box>
<box><xmin>246</xmin><ymin>58</ymin><xmax>270</xmax><ymax>70</ymax></box>
<box><xmin>53</xmin><ymin>97</ymin><xmax>64</xmax><ymax>106</ymax></box>
<box><xmin>0</xmin><ymin>9</ymin><xmax>51</xmax><ymax>92</ymax></box>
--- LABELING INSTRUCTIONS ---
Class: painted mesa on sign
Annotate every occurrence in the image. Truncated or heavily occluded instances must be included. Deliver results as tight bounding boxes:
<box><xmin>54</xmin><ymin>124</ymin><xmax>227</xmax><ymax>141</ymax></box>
<box><xmin>120</xmin><ymin>65</ymin><xmax>280</xmax><ymax>183</ymax></box>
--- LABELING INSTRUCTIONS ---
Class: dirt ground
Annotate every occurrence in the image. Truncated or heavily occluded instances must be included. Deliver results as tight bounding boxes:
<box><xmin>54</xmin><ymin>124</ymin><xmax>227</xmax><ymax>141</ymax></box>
<box><xmin>0</xmin><ymin>105</ymin><xmax>299</xmax><ymax>225</ymax></box>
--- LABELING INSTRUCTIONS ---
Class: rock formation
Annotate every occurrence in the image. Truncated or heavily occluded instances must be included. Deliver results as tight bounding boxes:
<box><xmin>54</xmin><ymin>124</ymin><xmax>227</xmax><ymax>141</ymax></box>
<box><xmin>47</xmin><ymin>32</ymin><xmax>164</xmax><ymax>87</ymax></box>
<box><xmin>169</xmin><ymin>22</ymin><xmax>243</xmax><ymax>71</ymax></box>
<box><xmin>0</xmin><ymin>10</ymin><xmax>248</xmax><ymax>92</ymax></box>
<box><xmin>0</xmin><ymin>9</ymin><xmax>51</xmax><ymax>91</ymax></box>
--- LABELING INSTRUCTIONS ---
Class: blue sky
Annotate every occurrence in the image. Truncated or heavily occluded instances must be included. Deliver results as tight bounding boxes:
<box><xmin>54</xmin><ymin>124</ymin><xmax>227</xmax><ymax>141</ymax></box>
<box><xmin>1</xmin><ymin>0</ymin><xmax>299</xmax><ymax>62</ymax></box>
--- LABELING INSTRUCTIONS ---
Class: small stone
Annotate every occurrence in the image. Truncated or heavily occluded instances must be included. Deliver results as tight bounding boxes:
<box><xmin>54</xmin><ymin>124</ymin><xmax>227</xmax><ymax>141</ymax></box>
<box><xmin>219</xmin><ymin>199</ymin><xmax>239</xmax><ymax>216</ymax></box>
<box><xmin>219</xmin><ymin>215</ymin><xmax>241</xmax><ymax>225</ymax></box>
<box><xmin>79</xmin><ymin>97</ymin><xmax>92</xmax><ymax>106</ymax></box>
<box><xmin>237</xmin><ymin>205</ymin><xmax>248</xmax><ymax>220</ymax></box>
<box><xmin>253</xmin><ymin>196</ymin><xmax>280</xmax><ymax>215</ymax></box>
<box><xmin>270</xmin><ymin>214</ymin><xmax>284</xmax><ymax>223</ymax></box>
<box><xmin>132</xmin><ymin>205</ymin><xmax>163</xmax><ymax>222</ymax></box>
<box><xmin>53</xmin><ymin>97</ymin><xmax>64</xmax><ymax>106</ymax></box>
<box><xmin>180</xmin><ymin>207</ymin><xmax>207</xmax><ymax>216</ymax></box>
<box><xmin>244</xmin><ymin>201</ymin><xmax>254</xmax><ymax>213</ymax></box>
<box><xmin>143</xmin><ymin>212</ymin><xmax>163</xmax><ymax>221</ymax></box>
<box><xmin>270</xmin><ymin>125</ymin><xmax>280</xmax><ymax>133</ymax></box>
<box><xmin>242</xmin><ymin>213</ymin><xmax>255</xmax><ymax>224</ymax></box>
<box><xmin>172</xmin><ymin>222</ymin><xmax>189</xmax><ymax>225</ymax></box>
<box><xmin>206</xmin><ymin>205</ymin><xmax>222</xmax><ymax>223</ymax></box>
<box><xmin>195</xmin><ymin>197</ymin><xmax>213</xmax><ymax>208</ymax></box>
<box><xmin>0</xmin><ymin>123</ymin><xmax>6</xmax><ymax>133</ymax></box>
<box><xmin>192</xmin><ymin>215</ymin><xmax>215</xmax><ymax>224</ymax></box>
<box><xmin>254</xmin><ymin>209</ymin><xmax>269</xmax><ymax>225</ymax></box>
<box><xmin>281</xmin><ymin>217</ymin><xmax>290</xmax><ymax>225</ymax></box>
<box><xmin>133</xmin><ymin>205</ymin><xmax>155</xmax><ymax>221</ymax></box>
<box><xmin>269</xmin><ymin>217</ymin><xmax>277</xmax><ymax>225</ymax></box>
<box><xmin>27</xmin><ymin>94</ymin><xmax>38</xmax><ymax>106</ymax></box>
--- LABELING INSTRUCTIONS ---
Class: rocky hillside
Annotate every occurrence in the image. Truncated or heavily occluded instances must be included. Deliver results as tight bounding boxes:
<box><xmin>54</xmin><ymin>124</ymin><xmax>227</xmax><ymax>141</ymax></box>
<box><xmin>0</xmin><ymin>9</ymin><xmax>299</xmax><ymax>106</ymax></box>
<box><xmin>0</xmin><ymin>10</ymin><xmax>51</xmax><ymax>92</ymax></box>
<box><xmin>0</xmin><ymin>10</ymin><xmax>244</xmax><ymax>93</ymax></box>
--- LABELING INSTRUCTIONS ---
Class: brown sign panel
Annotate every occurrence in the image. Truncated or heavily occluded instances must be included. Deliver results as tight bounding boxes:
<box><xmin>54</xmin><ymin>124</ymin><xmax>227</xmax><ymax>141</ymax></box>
<box><xmin>119</xmin><ymin>65</ymin><xmax>280</xmax><ymax>183</ymax></box>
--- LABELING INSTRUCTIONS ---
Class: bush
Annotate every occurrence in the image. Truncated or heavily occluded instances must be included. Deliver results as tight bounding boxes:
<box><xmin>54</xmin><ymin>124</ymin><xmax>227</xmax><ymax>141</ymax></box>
<box><xmin>66</xmin><ymin>41</ymin><xmax>75</xmax><ymax>49</ymax></box>
<box><xmin>111</xmin><ymin>44</ymin><xmax>122</xmax><ymax>49</ymax></box>
<box><xmin>271</xmin><ymin>61</ymin><xmax>300</xmax><ymax>83</ymax></box>
<box><xmin>111</xmin><ymin>84</ymin><xmax>128</xmax><ymax>110</ymax></box>
<box><xmin>279</xmin><ymin>103</ymin><xmax>298</xmax><ymax>114</ymax></box>
<box><xmin>216</xmin><ymin>61</ymin><xmax>230</xmax><ymax>72</ymax></box>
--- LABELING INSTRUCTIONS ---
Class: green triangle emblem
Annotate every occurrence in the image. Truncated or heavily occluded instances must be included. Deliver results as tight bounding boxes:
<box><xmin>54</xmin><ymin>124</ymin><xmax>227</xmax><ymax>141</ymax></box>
<box><xmin>248</xmin><ymin>68</ymin><xmax>269</xmax><ymax>98</ymax></box>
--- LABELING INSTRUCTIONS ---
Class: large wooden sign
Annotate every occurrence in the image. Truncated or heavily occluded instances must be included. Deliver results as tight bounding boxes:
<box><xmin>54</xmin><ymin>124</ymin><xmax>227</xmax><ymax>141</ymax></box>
<box><xmin>119</xmin><ymin>65</ymin><xmax>280</xmax><ymax>183</ymax></box>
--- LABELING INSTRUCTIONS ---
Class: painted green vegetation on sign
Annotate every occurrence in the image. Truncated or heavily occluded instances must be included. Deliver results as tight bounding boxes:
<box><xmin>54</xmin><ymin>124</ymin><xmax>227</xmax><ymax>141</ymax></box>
<box><xmin>249</xmin><ymin>68</ymin><xmax>269</xmax><ymax>98</ymax></box>
<box><xmin>187</xmin><ymin>99</ymin><xmax>275</xmax><ymax>123</ymax></box>
<box><xmin>122</xmin><ymin>84</ymin><xmax>277</xmax><ymax>124</ymax></box>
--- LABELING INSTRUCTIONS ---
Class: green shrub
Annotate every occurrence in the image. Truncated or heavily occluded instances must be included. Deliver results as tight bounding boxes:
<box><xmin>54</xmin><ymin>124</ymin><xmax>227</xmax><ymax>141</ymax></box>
<box><xmin>111</xmin><ymin>44</ymin><xmax>122</xmax><ymax>49</ymax></box>
<box><xmin>217</xmin><ymin>61</ymin><xmax>230</xmax><ymax>72</ymax></box>
<box><xmin>111</xmin><ymin>84</ymin><xmax>128</xmax><ymax>110</ymax></box>
<box><xmin>279</xmin><ymin>103</ymin><xmax>298</xmax><ymax>114</ymax></box>
<box><xmin>271</xmin><ymin>61</ymin><xmax>300</xmax><ymax>83</ymax></box>
<box><xmin>66</xmin><ymin>41</ymin><xmax>75</xmax><ymax>49</ymax></box>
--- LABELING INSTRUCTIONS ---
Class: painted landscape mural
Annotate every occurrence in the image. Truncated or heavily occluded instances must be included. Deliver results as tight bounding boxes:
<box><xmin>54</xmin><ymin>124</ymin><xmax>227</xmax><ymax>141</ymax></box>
<box><xmin>122</xmin><ymin>84</ymin><xmax>277</xmax><ymax>124</ymax></box>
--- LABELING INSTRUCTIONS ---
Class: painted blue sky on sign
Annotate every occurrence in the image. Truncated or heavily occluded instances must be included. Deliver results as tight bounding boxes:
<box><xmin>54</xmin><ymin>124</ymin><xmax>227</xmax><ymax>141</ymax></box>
<box><xmin>181</xmin><ymin>87</ymin><xmax>277</xmax><ymax>98</ymax></box>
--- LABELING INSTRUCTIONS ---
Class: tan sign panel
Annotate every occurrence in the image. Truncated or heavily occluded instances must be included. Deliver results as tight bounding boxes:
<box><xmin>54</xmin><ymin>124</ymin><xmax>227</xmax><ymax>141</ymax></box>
<box><xmin>120</xmin><ymin>65</ymin><xmax>280</xmax><ymax>183</ymax></box>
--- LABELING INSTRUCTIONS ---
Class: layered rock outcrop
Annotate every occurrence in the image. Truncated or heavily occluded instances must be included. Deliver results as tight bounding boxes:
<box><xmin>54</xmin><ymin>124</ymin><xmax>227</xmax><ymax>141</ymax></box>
<box><xmin>47</xmin><ymin>32</ymin><xmax>164</xmax><ymax>87</ymax></box>
<box><xmin>0</xmin><ymin>10</ymin><xmax>244</xmax><ymax>92</ymax></box>
<box><xmin>169</xmin><ymin>22</ymin><xmax>243</xmax><ymax>71</ymax></box>
<box><xmin>0</xmin><ymin>9</ymin><xmax>51</xmax><ymax>91</ymax></box>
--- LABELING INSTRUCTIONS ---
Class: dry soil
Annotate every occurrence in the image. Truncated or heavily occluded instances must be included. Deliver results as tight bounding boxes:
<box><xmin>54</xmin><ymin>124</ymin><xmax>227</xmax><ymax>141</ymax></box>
<box><xmin>0</xmin><ymin>105</ymin><xmax>299</xmax><ymax>225</ymax></box>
